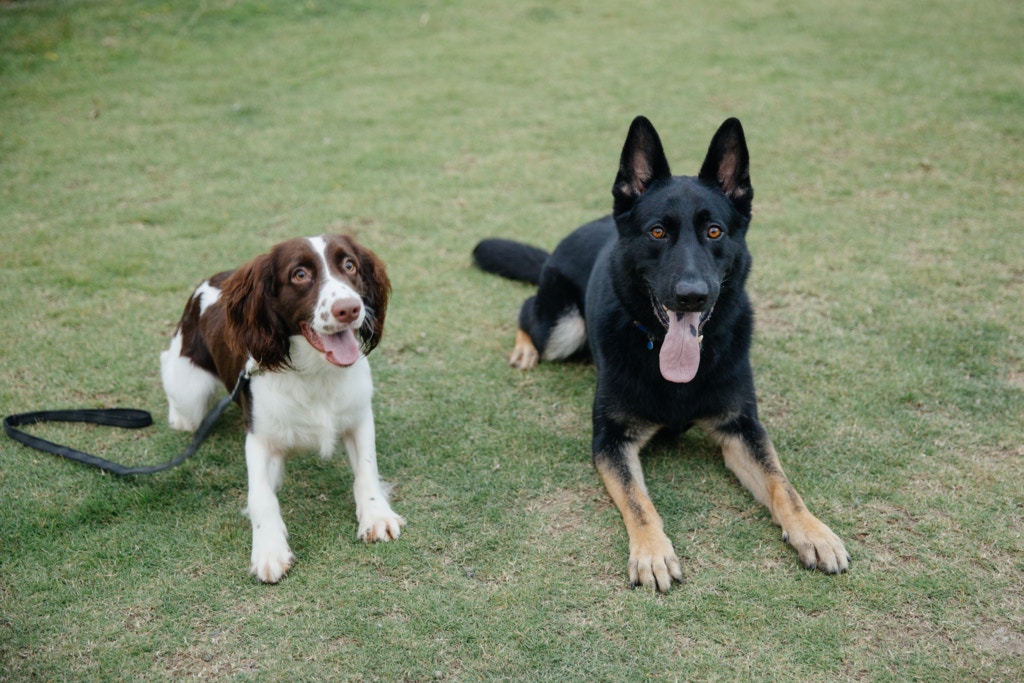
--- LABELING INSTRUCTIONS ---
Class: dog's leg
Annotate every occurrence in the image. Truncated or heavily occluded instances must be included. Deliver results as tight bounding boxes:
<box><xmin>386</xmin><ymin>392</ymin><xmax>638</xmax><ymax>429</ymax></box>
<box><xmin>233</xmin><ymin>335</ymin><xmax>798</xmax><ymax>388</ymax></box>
<box><xmin>509</xmin><ymin>328</ymin><xmax>540</xmax><ymax>370</ymax></box>
<box><xmin>343</xmin><ymin>408</ymin><xmax>405</xmax><ymax>542</ymax></box>
<box><xmin>510</xmin><ymin>271</ymin><xmax>588</xmax><ymax>370</ymax></box>
<box><xmin>159</xmin><ymin>334</ymin><xmax>221</xmax><ymax>432</ymax></box>
<box><xmin>705</xmin><ymin>415</ymin><xmax>850</xmax><ymax>573</ymax></box>
<box><xmin>543</xmin><ymin>309</ymin><xmax>587</xmax><ymax>361</ymax></box>
<box><xmin>593</xmin><ymin>417</ymin><xmax>682</xmax><ymax>591</ymax></box>
<box><xmin>244</xmin><ymin>433</ymin><xmax>294</xmax><ymax>583</ymax></box>
<box><xmin>510</xmin><ymin>310</ymin><xmax>586</xmax><ymax>369</ymax></box>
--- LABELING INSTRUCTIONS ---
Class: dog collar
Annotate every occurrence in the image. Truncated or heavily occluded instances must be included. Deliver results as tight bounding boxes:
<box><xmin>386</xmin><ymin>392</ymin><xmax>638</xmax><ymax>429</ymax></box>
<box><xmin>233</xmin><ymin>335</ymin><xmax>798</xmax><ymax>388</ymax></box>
<box><xmin>632</xmin><ymin>320</ymin><xmax>658</xmax><ymax>350</ymax></box>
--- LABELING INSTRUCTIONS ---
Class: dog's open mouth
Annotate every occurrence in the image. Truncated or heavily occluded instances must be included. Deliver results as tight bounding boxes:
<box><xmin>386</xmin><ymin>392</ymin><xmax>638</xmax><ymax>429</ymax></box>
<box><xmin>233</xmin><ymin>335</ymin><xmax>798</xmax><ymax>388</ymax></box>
<box><xmin>651</xmin><ymin>296</ymin><xmax>714</xmax><ymax>384</ymax></box>
<box><xmin>300</xmin><ymin>322</ymin><xmax>361</xmax><ymax>367</ymax></box>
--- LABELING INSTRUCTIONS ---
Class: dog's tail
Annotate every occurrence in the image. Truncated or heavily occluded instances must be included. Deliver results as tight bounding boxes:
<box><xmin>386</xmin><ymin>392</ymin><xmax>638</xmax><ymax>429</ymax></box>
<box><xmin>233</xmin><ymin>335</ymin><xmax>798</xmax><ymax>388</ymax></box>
<box><xmin>471</xmin><ymin>238</ymin><xmax>549</xmax><ymax>285</ymax></box>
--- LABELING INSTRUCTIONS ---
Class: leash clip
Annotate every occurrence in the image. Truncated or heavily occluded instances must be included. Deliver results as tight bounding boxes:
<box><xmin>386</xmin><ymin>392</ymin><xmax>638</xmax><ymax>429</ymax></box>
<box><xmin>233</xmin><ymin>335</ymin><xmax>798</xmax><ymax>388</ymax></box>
<box><xmin>244</xmin><ymin>358</ymin><xmax>264</xmax><ymax>378</ymax></box>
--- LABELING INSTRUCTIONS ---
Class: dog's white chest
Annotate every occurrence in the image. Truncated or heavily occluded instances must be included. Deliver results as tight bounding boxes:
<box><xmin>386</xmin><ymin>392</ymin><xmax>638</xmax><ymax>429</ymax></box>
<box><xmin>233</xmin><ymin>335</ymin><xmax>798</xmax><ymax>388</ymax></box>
<box><xmin>249</xmin><ymin>351</ymin><xmax>373</xmax><ymax>457</ymax></box>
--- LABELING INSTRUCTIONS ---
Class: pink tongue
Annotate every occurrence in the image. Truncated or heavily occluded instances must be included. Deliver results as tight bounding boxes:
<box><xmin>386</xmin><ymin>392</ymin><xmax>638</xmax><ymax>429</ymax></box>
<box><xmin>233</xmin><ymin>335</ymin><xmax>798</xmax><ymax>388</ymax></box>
<box><xmin>321</xmin><ymin>329</ymin><xmax>361</xmax><ymax>367</ymax></box>
<box><xmin>659</xmin><ymin>311</ymin><xmax>702</xmax><ymax>383</ymax></box>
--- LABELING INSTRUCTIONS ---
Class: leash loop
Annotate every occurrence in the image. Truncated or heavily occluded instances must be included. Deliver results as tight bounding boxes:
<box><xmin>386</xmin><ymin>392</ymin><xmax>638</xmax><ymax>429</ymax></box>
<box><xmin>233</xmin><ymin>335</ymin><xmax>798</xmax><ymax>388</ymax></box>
<box><xmin>3</xmin><ymin>369</ymin><xmax>249</xmax><ymax>476</ymax></box>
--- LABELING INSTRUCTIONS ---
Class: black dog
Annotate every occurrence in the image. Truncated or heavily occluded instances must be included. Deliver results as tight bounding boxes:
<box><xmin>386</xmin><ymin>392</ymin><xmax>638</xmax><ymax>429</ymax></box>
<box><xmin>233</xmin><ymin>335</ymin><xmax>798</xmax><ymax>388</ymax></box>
<box><xmin>473</xmin><ymin>116</ymin><xmax>849</xmax><ymax>591</ymax></box>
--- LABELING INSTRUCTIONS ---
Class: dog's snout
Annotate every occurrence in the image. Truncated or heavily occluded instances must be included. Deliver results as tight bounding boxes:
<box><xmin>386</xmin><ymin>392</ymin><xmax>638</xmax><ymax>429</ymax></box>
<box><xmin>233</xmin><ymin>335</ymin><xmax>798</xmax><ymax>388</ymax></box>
<box><xmin>331</xmin><ymin>297</ymin><xmax>362</xmax><ymax>324</ymax></box>
<box><xmin>673</xmin><ymin>278</ymin><xmax>709</xmax><ymax>312</ymax></box>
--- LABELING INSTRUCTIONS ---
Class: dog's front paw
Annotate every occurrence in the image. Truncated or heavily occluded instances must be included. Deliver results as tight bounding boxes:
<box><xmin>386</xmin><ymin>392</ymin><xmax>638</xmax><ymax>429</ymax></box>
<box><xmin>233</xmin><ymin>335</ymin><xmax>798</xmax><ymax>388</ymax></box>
<box><xmin>357</xmin><ymin>508</ymin><xmax>406</xmax><ymax>543</ymax></box>
<box><xmin>782</xmin><ymin>514</ymin><xmax>850</xmax><ymax>574</ymax></box>
<box><xmin>250</xmin><ymin>531</ymin><xmax>295</xmax><ymax>584</ymax></box>
<box><xmin>628</xmin><ymin>530</ymin><xmax>683</xmax><ymax>592</ymax></box>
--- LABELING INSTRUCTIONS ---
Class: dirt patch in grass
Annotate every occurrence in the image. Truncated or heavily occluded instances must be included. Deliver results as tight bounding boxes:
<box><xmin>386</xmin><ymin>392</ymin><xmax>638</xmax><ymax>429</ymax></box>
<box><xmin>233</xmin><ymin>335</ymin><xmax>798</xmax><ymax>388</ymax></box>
<box><xmin>973</xmin><ymin>623</ymin><xmax>1024</xmax><ymax>657</ymax></box>
<box><xmin>524</xmin><ymin>486</ymin><xmax>601</xmax><ymax>536</ymax></box>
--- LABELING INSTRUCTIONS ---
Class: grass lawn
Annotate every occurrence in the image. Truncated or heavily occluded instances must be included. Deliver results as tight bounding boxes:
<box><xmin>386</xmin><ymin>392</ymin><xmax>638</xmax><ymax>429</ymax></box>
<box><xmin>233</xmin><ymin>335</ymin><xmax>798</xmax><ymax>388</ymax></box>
<box><xmin>1</xmin><ymin>0</ymin><xmax>1022</xmax><ymax>680</ymax></box>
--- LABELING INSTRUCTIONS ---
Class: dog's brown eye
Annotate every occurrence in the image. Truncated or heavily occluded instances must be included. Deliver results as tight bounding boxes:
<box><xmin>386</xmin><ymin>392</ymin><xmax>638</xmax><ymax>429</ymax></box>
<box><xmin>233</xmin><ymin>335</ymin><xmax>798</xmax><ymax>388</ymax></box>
<box><xmin>291</xmin><ymin>267</ymin><xmax>311</xmax><ymax>284</ymax></box>
<box><xmin>342</xmin><ymin>258</ymin><xmax>357</xmax><ymax>274</ymax></box>
<box><xmin>707</xmin><ymin>225</ymin><xmax>723</xmax><ymax>239</ymax></box>
<box><xmin>650</xmin><ymin>226</ymin><xmax>666</xmax><ymax>240</ymax></box>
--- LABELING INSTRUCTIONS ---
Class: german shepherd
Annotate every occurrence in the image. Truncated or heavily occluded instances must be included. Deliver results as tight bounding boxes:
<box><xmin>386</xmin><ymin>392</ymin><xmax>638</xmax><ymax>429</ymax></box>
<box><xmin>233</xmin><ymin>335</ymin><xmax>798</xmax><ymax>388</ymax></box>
<box><xmin>472</xmin><ymin>116</ymin><xmax>849</xmax><ymax>590</ymax></box>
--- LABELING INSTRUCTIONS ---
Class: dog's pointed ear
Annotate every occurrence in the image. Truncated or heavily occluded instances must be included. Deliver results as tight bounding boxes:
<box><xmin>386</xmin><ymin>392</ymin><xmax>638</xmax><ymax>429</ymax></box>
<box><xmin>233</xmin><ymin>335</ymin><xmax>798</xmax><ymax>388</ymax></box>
<box><xmin>699</xmin><ymin>117</ymin><xmax>753</xmax><ymax>216</ymax></box>
<box><xmin>612</xmin><ymin>116</ymin><xmax>672</xmax><ymax>215</ymax></box>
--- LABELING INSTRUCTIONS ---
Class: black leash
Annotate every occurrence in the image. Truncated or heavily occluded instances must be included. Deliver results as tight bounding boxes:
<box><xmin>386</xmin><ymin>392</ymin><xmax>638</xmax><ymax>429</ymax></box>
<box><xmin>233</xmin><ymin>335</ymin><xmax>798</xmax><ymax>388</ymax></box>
<box><xmin>3</xmin><ymin>369</ymin><xmax>249</xmax><ymax>476</ymax></box>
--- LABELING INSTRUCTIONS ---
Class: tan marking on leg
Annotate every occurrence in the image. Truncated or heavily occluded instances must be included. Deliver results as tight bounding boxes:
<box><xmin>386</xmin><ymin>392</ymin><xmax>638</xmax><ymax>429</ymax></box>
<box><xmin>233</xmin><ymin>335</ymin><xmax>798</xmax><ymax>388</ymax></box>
<box><xmin>509</xmin><ymin>328</ymin><xmax>539</xmax><ymax>369</ymax></box>
<box><xmin>714</xmin><ymin>432</ymin><xmax>849</xmax><ymax>574</ymax></box>
<box><xmin>594</xmin><ymin>453</ymin><xmax>682</xmax><ymax>591</ymax></box>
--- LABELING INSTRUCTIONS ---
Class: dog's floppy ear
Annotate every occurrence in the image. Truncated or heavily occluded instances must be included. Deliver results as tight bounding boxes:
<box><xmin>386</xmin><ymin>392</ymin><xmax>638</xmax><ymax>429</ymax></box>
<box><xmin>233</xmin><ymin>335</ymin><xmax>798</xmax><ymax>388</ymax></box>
<box><xmin>612</xmin><ymin>116</ymin><xmax>672</xmax><ymax>215</ymax></box>
<box><xmin>699</xmin><ymin>117</ymin><xmax>753</xmax><ymax>216</ymax></box>
<box><xmin>354</xmin><ymin>241</ymin><xmax>391</xmax><ymax>355</ymax></box>
<box><xmin>220</xmin><ymin>252</ymin><xmax>291</xmax><ymax>372</ymax></box>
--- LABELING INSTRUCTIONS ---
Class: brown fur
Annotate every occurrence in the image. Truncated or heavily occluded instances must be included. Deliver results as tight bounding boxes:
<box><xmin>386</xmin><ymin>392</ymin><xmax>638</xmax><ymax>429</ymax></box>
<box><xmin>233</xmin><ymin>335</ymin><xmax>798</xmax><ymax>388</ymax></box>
<box><xmin>216</xmin><ymin>236</ymin><xmax>390</xmax><ymax>374</ymax></box>
<box><xmin>173</xmin><ymin>234</ymin><xmax>390</xmax><ymax>392</ymax></box>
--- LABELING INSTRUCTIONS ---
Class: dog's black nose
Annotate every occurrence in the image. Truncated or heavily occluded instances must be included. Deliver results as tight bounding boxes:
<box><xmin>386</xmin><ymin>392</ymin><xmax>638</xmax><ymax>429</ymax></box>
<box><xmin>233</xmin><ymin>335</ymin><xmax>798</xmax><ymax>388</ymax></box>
<box><xmin>673</xmin><ymin>278</ymin><xmax>708</xmax><ymax>311</ymax></box>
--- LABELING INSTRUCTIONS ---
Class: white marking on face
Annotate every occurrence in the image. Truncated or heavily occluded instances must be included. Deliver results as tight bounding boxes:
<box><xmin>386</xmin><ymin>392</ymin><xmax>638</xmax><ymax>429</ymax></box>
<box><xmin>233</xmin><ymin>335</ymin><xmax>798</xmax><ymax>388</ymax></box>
<box><xmin>307</xmin><ymin>236</ymin><xmax>364</xmax><ymax>334</ymax></box>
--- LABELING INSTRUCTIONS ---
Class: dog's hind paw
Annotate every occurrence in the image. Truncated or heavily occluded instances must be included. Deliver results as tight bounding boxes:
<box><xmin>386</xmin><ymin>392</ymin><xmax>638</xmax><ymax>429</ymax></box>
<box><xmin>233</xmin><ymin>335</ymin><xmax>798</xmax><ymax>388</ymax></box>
<box><xmin>509</xmin><ymin>329</ymin><xmax>539</xmax><ymax>370</ymax></box>
<box><xmin>167</xmin><ymin>407</ymin><xmax>199</xmax><ymax>433</ymax></box>
<box><xmin>782</xmin><ymin>515</ymin><xmax>850</xmax><ymax>574</ymax></box>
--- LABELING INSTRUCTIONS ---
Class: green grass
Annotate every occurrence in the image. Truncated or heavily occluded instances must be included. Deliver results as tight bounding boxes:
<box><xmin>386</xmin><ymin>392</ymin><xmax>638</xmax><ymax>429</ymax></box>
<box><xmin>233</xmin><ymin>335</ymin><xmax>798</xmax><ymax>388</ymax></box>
<box><xmin>2</xmin><ymin>0</ymin><xmax>1022</xmax><ymax>680</ymax></box>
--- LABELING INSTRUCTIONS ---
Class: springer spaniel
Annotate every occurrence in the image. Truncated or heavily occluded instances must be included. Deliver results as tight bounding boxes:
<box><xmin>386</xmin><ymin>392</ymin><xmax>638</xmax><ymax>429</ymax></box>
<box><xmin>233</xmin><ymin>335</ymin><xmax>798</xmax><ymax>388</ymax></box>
<box><xmin>160</xmin><ymin>234</ymin><xmax>405</xmax><ymax>583</ymax></box>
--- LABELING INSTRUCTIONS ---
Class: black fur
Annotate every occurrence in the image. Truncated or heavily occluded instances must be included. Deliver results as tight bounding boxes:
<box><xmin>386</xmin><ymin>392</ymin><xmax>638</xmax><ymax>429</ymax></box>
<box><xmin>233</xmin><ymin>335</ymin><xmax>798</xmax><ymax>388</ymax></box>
<box><xmin>473</xmin><ymin>116</ymin><xmax>849</xmax><ymax>589</ymax></box>
<box><xmin>474</xmin><ymin>116</ymin><xmax>756</xmax><ymax>414</ymax></box>
<box><xmin>472</xmin><ymin>238</ymin><xmax>549</xmax><ymax>285</ymax></box>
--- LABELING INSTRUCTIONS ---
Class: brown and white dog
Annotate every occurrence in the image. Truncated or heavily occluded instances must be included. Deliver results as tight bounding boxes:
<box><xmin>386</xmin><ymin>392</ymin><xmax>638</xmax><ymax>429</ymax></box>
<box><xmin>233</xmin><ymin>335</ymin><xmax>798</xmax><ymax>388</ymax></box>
<box><xmin>160</xmin><ymin>234</ymin><xmax>404</xmax><ymax>583</ymax></box>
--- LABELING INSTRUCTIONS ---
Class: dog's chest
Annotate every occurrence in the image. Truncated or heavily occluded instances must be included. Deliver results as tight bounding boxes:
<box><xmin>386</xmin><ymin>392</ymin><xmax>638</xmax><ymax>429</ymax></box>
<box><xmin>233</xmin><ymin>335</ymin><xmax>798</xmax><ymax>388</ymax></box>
<box><xmin>248</xmin><ymin>356</ymin><xmax>373</xmax><ymax>456</ymax></box>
